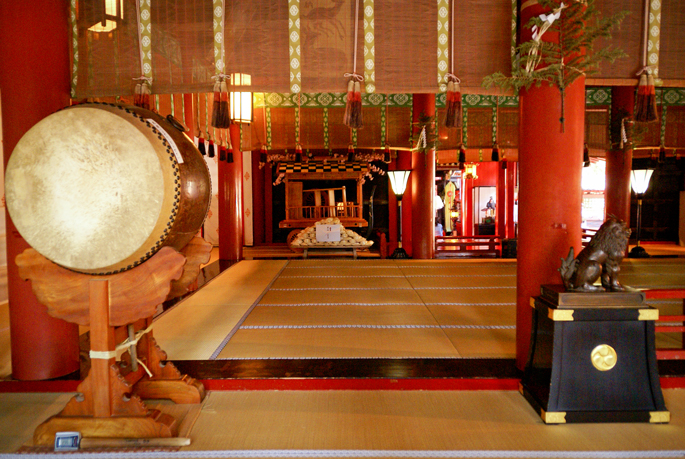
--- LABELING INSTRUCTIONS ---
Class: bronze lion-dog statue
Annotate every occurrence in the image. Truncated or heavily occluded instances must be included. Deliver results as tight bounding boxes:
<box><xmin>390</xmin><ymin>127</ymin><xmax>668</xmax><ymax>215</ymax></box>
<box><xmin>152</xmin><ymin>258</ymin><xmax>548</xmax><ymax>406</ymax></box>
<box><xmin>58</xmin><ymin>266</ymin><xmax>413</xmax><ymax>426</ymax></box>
<box><xmin>559</xmin><ymin>217</ymin><xmax>631</xmax><ymax>292</ymax></box>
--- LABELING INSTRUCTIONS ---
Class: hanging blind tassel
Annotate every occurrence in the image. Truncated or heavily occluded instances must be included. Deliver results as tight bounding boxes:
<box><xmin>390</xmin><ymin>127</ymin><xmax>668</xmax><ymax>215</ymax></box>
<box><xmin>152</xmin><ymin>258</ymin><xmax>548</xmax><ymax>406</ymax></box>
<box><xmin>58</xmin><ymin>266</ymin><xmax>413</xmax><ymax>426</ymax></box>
<box><xmin>133</xmin><ymin>81</ymin><xmax>151</xmax><ymax>110</ymax></box>
<box><xmin>211</xmin><ymin>79</ymin><xmax>230</xmax><ymax>128</ymax></box>
<box><xmin>445</xmin><ymin>79</ymin><xmax>462</xmax><ymax>128</ymax></box>
<box><xmin>344</xmin><ymin>79</ymin><xmax>363</xmax><ymax>129</ymax></box>
<box><xmin>635</xmin><ymin>72</ymin><xmax>657</xmax><ymax>123</ymax></box>
<box><xmin>491</xmin><ymin>144</ymin><xmax>500</xmax><ymax>162</ymax></box>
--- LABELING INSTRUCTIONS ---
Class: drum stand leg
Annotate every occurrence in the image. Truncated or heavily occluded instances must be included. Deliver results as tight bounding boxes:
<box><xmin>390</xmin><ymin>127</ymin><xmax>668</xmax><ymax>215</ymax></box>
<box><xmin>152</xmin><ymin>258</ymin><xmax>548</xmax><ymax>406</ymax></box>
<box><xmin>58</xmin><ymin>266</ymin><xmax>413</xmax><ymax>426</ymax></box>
<box><xmin>32</xmin><ymin>279</ymin><xmax>194</xmax><ymax>446</ymax></box>
<box><xmin>130</xmin><ymin>319</ymin><xmax>206</xmax><ymax>405</ymax></box>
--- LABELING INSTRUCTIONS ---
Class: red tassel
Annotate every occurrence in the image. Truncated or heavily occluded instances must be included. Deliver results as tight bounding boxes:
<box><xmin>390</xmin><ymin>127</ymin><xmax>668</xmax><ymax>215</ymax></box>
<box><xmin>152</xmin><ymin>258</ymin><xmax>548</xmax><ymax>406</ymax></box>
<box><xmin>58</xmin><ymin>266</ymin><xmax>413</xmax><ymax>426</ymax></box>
<box><xmin>344</xmin><ymin>79</ymin><xmax>363</xmax><ymax>129</ymax></box>
<box><xmin>445</xmin><ymin>79</ymin><xmax>462</xmax><ymax>128</ymax></box>
<box><xmin>635</xmin><ymin>73</ymin><xmax>657</xmax><ymax>122</ymax></box>
<box><xmin>198</xmin><ymin>136</ymin><xmax>206</xmax><ymax>156</ymax></box>
<box><xmin>219</xmin><ymin>144</ymin><xmax>227</xmax><ymax>162</ymax></box>
<box><xmin>207</xmin><ymin>141</ymin><xmax>215</xmax><ymax>158</ymax></box>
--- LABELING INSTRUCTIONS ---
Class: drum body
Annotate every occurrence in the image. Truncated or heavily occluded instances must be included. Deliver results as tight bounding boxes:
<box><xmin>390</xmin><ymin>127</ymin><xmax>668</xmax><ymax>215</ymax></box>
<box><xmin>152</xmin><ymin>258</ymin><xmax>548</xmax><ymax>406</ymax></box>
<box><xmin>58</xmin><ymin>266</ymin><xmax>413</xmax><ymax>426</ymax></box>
<box><xmin>6</xmin><ymin>103</ymin><xmax>211</xmax><ymax>275</ymax></box>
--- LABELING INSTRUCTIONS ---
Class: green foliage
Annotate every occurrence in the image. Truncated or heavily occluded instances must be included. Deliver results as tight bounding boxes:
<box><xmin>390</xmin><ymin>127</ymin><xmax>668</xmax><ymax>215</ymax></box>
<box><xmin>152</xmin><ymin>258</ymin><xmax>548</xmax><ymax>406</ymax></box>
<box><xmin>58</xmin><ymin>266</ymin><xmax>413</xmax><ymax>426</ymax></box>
<box><xmin>482</xmin><ymin>0</ymin><xmax>629</xmax><ymax>94</ymax></box>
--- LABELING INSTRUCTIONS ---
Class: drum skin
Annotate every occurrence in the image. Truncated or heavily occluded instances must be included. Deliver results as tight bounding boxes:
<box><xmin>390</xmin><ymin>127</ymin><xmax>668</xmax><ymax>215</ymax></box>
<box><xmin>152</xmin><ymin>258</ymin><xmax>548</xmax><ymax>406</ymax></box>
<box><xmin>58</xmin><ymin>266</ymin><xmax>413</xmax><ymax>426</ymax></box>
<box><xmin>5</xmin><ymin>103</ymin><xmax>211</xmax><ymax>275</ymax></box>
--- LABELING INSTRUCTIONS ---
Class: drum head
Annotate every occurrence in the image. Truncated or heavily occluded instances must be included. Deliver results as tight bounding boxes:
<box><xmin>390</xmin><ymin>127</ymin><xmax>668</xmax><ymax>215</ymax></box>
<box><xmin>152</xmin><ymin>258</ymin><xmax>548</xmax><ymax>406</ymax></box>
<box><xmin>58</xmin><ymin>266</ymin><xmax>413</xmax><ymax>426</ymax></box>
<box><xmin>6</xmin><ymin>106</ymin><xmax>168</xmax><ymax>272</ymax></box>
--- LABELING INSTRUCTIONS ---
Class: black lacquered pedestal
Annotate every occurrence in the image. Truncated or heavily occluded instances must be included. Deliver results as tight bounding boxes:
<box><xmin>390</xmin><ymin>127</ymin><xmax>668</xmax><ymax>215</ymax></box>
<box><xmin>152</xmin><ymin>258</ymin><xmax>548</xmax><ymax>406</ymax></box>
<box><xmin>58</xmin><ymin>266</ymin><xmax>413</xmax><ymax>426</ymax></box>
<box><xmin>520</xmin><ymin>285</ymin><xmax>669</xmax><ymax>424</ymax></box>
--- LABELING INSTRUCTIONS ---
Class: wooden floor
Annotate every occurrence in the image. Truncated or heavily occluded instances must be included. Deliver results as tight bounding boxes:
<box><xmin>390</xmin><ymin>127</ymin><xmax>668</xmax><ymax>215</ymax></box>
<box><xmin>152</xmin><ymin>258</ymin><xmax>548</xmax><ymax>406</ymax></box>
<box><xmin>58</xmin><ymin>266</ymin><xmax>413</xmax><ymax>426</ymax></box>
<box><xmin>1</xmin><ymin>244</ymin><xmax>685</xmax><ymax>456</ymax></box>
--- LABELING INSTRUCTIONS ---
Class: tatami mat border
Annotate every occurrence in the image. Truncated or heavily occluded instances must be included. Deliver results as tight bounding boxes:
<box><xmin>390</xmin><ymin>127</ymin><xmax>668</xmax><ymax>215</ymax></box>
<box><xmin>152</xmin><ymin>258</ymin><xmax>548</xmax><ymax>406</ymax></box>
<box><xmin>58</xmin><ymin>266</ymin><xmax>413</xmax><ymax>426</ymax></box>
<box><xmin>268</xmin><ymin>287</ymin><xmax>516</xmax><ymax>290</ymax></box>
<box><xmin>239</xmin><ymin>325</ymin><xmax>515</xmax><ymax>329</ymax></box>
<box><xmin>5</xmin><ymin>449</ymin><xmax>685</xmax><ymax>458</ymax></box>
<box><xmin>256</xmin><ymin>303</ymin><xmax>426</xmax><ymax>307</ymax></box>
<box><xmin>279</xmin><ymin>275</ymin><xmax>407</xmax><ymax>278</ymax></box>
<box><xmin>426</xmin><ymin>303</ymin><xmax>515</xmax><ymax>306</ymax></box>
<box><xmin>216</xmin><ymin>356</ymin><xmax>510</xmax><ymax>360</ymax></box>
<box><xmin>269</xmin><ymin>287</ymin><xmax>414</xmax><ymax>290</ymax></box>
<box><xmin>405</xmin><ymin>274</ymin><xmax>516</xmax><ymax>277</ymax></box>
<box><xmin>6</xmin><ymin>450</ymin><xmax>685</xmax><ymax>458</ymax></box>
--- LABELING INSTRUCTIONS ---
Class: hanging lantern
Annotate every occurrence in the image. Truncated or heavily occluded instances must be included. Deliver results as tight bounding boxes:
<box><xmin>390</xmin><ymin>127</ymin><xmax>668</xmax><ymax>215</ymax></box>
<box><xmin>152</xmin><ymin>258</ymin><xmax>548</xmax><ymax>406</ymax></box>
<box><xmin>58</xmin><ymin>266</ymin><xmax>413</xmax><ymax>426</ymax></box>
<box><xmin>86</xmin><ymin>0</ymin><xmax>124</xmax><ymax>33</ymax></box>
<box><xmin>464</xmin><ymin>163</ymin><xmax>478</xmax><ymax>180</ymax></box>
<box><xmin>230</xmin><ymin>73</ymin><xmax>253</xmax><ymax>124</ymax></box>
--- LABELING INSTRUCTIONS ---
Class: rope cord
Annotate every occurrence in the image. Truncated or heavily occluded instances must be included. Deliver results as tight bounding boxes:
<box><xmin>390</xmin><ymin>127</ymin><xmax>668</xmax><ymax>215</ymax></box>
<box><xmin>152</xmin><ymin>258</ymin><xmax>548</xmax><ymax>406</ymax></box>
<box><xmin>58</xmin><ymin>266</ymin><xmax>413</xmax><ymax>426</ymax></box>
<box><xmin>343</xmin><ymin>0</ymin><xmax>364</xmax><ymax>81</ymax></box>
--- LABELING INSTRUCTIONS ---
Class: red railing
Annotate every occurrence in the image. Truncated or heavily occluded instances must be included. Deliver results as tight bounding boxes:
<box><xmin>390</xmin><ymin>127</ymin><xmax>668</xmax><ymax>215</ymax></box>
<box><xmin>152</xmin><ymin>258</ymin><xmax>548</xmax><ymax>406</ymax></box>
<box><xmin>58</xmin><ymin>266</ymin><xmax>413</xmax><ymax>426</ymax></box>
<box><xmin>286</xmin><ymin>203</ymin><xmax>362</xmax><ymax>221</ymax></box>
<box><xmin>644</xmin><ymin>288</ymin><xmax>685</xmax><ymax>360</ymax></box>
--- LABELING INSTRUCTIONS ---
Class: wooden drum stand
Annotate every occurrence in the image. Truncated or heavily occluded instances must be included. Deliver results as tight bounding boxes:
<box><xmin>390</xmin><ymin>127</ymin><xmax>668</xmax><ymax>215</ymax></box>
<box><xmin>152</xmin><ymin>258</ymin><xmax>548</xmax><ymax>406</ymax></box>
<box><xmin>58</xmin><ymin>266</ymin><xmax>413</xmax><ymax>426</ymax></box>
<box><xmin>17</xmin><ymin>237</ymin><xmax>212</xmax><ymax>446</ymax></box>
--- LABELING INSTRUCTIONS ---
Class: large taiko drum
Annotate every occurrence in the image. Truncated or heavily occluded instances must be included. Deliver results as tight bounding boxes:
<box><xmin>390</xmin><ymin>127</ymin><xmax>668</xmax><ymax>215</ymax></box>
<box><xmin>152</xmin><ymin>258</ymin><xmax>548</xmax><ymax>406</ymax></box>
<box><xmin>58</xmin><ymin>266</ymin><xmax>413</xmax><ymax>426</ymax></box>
<box><xmin>6</xmin><ymin>103</ymin><xmax>211</xmax><ymax>275</ymax></box>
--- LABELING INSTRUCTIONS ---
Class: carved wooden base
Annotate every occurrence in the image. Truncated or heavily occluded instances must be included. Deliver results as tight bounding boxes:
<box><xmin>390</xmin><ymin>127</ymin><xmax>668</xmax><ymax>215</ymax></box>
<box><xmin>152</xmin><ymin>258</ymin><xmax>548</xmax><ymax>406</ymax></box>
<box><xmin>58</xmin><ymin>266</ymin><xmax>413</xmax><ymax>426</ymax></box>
<box><xmin>134</xmin><ymin>375</ymin><xmax>206</xmax><ymax>405</ymax></box>
<box><xmin>34</xmin><ymin>410</ymin><xmax>178</xmax><ymax>446</ymax></box>
<box><xmin>19</xmin><ymin>243</ymin><xmax>210</xmax><ymax>447</ymax></box>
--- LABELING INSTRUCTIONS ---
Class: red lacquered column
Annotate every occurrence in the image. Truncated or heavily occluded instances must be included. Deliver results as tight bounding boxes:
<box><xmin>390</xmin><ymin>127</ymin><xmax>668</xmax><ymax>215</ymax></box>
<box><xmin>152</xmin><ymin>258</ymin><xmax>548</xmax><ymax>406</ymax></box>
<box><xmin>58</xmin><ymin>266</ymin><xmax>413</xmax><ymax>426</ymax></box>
<box><xmin>219</xmin><ymin>124</ymin><xmax>244</xmax><ymax>261</ymax></box>
<box><xmin>605</xmin><ymin>86</ymin><xmax>635</xmax><ymax>224</ymax></box>
<box><xmin>497</xmin><ymin>163</ymin><xmax>506</xmax><ymax>237</ymax></box>
<box><xmin>0</xmin><ymin>2</ymin><xmax>79</xmax><ymax>379</ymax></box>
<box><xmin>516</xmin><ymin>2</ymin><xmax>584</xmax><ymax>370</ymax></box>
<box><xmin>506</xmin><ymin>163</ymin><xmax>517</xmax><ymax>238</ymax></box>
<box><xmin>410</xmin><ymin>94</ymin><xmax>436</xmax><ymax>259</ymax></box>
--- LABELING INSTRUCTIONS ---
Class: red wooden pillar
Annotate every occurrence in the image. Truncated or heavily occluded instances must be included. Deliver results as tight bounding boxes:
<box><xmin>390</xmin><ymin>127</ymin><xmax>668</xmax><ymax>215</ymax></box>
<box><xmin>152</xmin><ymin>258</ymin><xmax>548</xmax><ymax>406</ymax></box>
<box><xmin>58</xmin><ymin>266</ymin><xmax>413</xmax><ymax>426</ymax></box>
<box><xmin>220</xmin><ymin>124</ymin><xmax>244</xmax><ymax>260</ymax></box>
<box><xmin>0</xmin><ymin>2</ymin><xmax>80</xmax><ymax>379</ymax></box>
<box><xmin>516</xmin><ymin>3</ymin><xmax>584</xmax><ymax>370</ymax></box>
<box><xmin>463</xmin><ymin>175</ymin><xmax>474</xmax><ymax>236</ymax></box>
<box><xmin>496</xmin><ymin>163</ymin><xmax>506</xmax><ymax>236</ymax></box>
<box><xmin>411</xmin><ymin>94</ymin><xmax>436</xmax><ymax>259</ymax></box>
<box><xmin>506</xmin><ymin>163</ymin><xmax>517</xmax><ymax>238</ymax></box>
<box><xmin>605</xmin><ymin>86</ymin><xmax>635</xmax><ymax>224</ymax></box>
<box><xmin>252</xmin><ymin>150</ymin><xmax>265</xmax><ymax>245</ymax></box>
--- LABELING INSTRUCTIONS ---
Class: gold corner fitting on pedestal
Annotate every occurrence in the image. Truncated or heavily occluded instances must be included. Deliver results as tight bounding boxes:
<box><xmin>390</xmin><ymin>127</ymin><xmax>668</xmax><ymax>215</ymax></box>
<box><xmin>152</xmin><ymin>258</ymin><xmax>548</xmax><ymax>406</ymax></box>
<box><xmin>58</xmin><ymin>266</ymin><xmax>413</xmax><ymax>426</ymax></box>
<box><xmin>529</xmin><ymin>298</ymin><xmax>536</xmax><ymax>308</ymax></box>
<box><xmin>541</xmin><ymin>410</ymin><xmax>566</xmax><ymax>424</ymax></box>
<box><xmin>650</xmin><ymin>411</ymin><xmax>670</xmax><ymax>423</ymax></box>
<box><xmin>548</xmin><ymin>309</ymin><xmax>574</xmax><ymax>321</ymax></box>
<box><xmin>591</xmin><ymin>344</ymin><xmax>617</xmax><ymax>371</ymax></box>
<box><xmin>638</xmin><ymin>309</ymin><xmax>659</xmax><ymax>321</ymax></box>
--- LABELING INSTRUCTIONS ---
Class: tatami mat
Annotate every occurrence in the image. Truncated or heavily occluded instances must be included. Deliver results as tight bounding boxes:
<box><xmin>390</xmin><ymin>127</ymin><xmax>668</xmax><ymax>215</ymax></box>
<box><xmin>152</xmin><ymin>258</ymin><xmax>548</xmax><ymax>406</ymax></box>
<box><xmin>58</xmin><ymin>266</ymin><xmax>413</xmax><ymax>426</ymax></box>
<box><xmin>216</xmin><ymin>327</ymin><xmax>461</xmax><ymax>359</ymax></box>
<box><xmin>243</xmin><ymin>304</ymin><xmax>442</xmax><ymax>327</ymax></box>
<box><xmin>414</xmin><ymin>287</ymin><xmax>517</xmax><ymax>305</ymax></box>
<box><xmin>154</xmin><ymin>260</ymin><xmax>286</xmax><ymax>360</ymax></box>
<box><xmin>149</xmin><ymin>257</ymin><xmax>685</xmax><ymax>362</ymax></box>
<box><xmin>442</xmin><ymin>327</ymin><xmax>517</xmax><ymax>358</ymax></box>
<box><xmin>3</xmin><ymin>389</ymin><xmax>685</xmax><ymax>456</ymax></box>
<box><xmin>259</xmin><ymin>287</ymin><xmax>424</xmax><ymax>305</ymax></box>
<box><xmin>427</xmin><ymin>304</ymin><xmax>516</xmax><ymax>326</ymax></box>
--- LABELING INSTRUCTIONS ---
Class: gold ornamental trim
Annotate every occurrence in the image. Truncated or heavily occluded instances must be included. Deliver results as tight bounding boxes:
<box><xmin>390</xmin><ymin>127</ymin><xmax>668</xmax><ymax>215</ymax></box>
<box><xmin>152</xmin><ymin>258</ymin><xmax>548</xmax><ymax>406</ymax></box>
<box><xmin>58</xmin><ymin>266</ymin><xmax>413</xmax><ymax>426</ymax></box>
<box><xmin>541</xmin><ymin>410</ymin><xmax>566</xmax><ymax>424</ymax></box>
<box><xmin>529</xmin><ymin>298</ymin><xmax>536</xmax><ymax>308</ymax></box>
<box><xmin>650</xmin><ymin>411</ymin><xmax>670</xmax><ymax>423</ymax></box>
<box><xmin>591</xmin><ymin>344</ymin><xmax>618</xmax><ymax>371</ymax></box>
<box><xmin>638</xmin><ymin>309</ymin><xmax>659</xmax><ymax>321</ymax></box>
<box><xmin>548</xmin><ymin>309</ymin><xmax>574</xmax><ymax>321</ymax></box>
